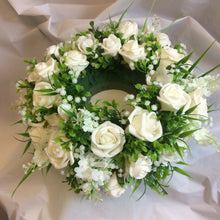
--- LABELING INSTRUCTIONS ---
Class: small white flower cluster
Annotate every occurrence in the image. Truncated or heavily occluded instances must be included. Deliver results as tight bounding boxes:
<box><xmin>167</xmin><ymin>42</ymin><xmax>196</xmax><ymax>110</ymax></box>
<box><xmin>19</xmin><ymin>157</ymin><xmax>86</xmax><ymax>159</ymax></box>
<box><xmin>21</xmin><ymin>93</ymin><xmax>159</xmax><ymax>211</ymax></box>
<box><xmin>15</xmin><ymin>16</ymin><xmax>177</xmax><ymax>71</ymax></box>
<box><xmin>74</xmin><ymin>153</ymin><xmax>115</xmax><ymax>192</ymax></box>
<box><xmin>78</xmin><ymin>108</ymin><xmax>99</xmax><ymax>132</ymax></box>
<box><xmin>183</xmin><ymin>74</ymin><xmax>219</xmax><ymax>97</ymax></box>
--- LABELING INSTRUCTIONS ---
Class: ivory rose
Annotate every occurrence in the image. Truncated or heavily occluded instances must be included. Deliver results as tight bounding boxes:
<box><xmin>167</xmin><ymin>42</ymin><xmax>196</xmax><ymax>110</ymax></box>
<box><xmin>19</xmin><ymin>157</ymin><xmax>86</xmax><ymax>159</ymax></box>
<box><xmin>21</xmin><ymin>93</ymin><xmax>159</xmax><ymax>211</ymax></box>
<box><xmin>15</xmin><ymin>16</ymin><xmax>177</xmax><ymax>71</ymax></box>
<box><xmin>45</xmin><ymin>44</ymin><xmax>61</xmax><ymax>59</ymax></box>
<box><xmin>160</xmin><ymin>47</ymin><xmax>184</xmax><ymax>67</ymax></box>
<box><xmin>119</xmin><ymin>40</ymin><xmax>146</xmax><ymax>70</ymax></box>
<box><xmin>105</xmin><ymin>173</ymin><xmax>125</xmax><ymax>197</ymax></box>
<box><xmin>91</xmin><ymin>121</ymin><xmax>125</xmax><ymax>158</ymax></box>
<box><xmin>128</xmin><ymin>154</ymin><xmax>152</xmax><ymax>179</ymax></box>
<box><xmin>189</xmin><ymin>88</ymin><xmax>208</xmax><ymax>118</ymax></box>
<box><xmin>64</xmin><ymin>50</ymin><xmax>89</xmax><ymax>77</ymax></box>
<box><xmin>127</xmin><ymin>106</ymin><xmax>162</xmax><ymax>142</ymax></box>
<box><xmin>45</xmin><ymin>131</ymin><xmax>74</xmax><ymax>169</ymax></box>
<box><xmin>28</xmin><ymin>58</ymin><xmax>59</xmax><ymax>82</ymax></box>
<box><xmin>118</xmin><ymin>21</ymin><xmax>138</xmax><ymax>39</ymax></box>
<box><xmin>150</xmin><ymin>65</ymin><xmax>173</xmax><ymax>85</ymax></box>
<box><xmin>75</xmin><ymin>34</ymin><xmax>98</xmax><ymax>55</ymax></box>
<box><xmin>156</xmin><ymin>33</ymin><xmax>171</xmax><ymax>48</ymax></box>
<box><xmin>157</xmin><ymin>83</ymin><xmax>192</xmax><ymax>112</ymax></box>
<box><xmin>101</xmin><ymin>34</ymin><xmax>121</xmax><ymax>57</ymax></box>
<box><xmin>33</xmin><ymin>82</ymin><xmax>58</xmax><ymax>108</ymax></box>
<box><xmin>29</xmin><ymin>126</ymin><xmax>50</xmax><ymax>145</ymax></box>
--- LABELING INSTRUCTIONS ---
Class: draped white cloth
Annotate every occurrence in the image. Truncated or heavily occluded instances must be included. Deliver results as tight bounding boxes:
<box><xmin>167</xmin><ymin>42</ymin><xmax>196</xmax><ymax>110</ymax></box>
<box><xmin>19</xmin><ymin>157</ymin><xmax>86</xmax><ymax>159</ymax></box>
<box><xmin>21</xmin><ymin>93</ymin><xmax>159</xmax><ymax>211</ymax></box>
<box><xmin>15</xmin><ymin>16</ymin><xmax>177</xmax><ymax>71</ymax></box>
<box><xmin>0</xmin><ymin>0</ymin><xmax>220</xmax><ymax>219</ymax></box>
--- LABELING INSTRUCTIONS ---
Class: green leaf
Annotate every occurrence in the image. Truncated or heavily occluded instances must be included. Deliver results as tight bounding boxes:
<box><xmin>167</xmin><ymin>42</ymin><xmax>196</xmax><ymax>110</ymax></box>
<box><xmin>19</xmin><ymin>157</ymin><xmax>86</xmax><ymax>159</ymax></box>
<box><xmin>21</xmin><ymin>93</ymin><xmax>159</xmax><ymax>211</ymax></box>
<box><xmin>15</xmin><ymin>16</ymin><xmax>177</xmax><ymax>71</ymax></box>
<box><xmin>116</xmin><ymin>0</ymin><xmax>135</xmax><ymax>29</ymax></box>
<box><xmin>24</xmin><ymin>59</ymin><xmax>33</xmax><ymax>64</ymax></box>
<box><xmin>54</xmin><ymin>137</ymin><xmax>63</xmax><ymax>143</ymax></box>
<box><xmin>176</xmin><ymin>51</ymin><xmax>194</xmax><ymax>65</ymax></box>
<box><xmin>179</xmin><ymin>129</ymin><xmax>199</xmax><ymax>138</ymax></box>
<box><xmin>189</xmin><ymin>35</ymin><xmax>220</xmax><ymax>72</ymax></box>
<box><xmin>163</xmin><ymin>14</ymin><xmax>187</xmax><ymax>34</ymax></box>
<box><xmin>176</xmin><ymin>161</ymin><xmax>189</xmax><ymax>165</ymax></box>
<box><xmin>102</xmin><ymin>101</ymin><xmax>111</xmax><ymax>107</ymax></box>
<box><xmin>176</xmin><ymin>105</ymin><xmax>185</xmax><ymax>115</ymax></box>
<box><xmin>130</xmin><ymin>179</ymin><xmax>142</xmax><ymax>197</ymax></box>
<box><xmin>23</xmin><ymin>140</ymin><xmax>32</xmax><ymax>155</ymax></box>
<box><xmin>199</xmin><ymin>63</ymin><xmax>220</xmax><ymax>77</ymax></box>
<box><xmin>132</xmin><ymin>153</ymin><xmax>138</xmax><ymax>162</ymax></box>
<box><xmin>11</xmin><ymin>164</ymin><xmax>37</xmax><ymax>198</ymax></box>
<box><xmin>11</xmin><ymin>120</ymin><xmax>23</xmax><ymax>126</ymax></box>
<box><xmin>41</xmin><ymin>92</ymin><xmax>58</xmax><ymax>96</ymax></box>
<box><xmin>141</xmin><ymin>145</ymin><xmax>148</xmax><ymax>152</ymax></box>
<box><xmin>35</xmin><ymin>89</ymin><xmax>54</xmax><ymax>93</ymax></box>
<box><xmin>173</xmin><ymin>166</ymin><xmax>191</xmax><ymax>178</ymax></box>
<box><xmin>142</xmin><ymin>0</ymin><xmax>157</xmax><ymax>33</ymax></box>
<box><xmin>17</xmin><ymin>133</ymin><xmax>29</xmax><ymax>137</ymax></box>
<box><xmin>173</xmin><ymin>142</ymin><xmax>183</xmax><ymax>160</ymax></box>
<box><xmin>184</xmin><ymin>104</ymin><xmax>199</xmax><ymax>115</ymax></box>
<box><xmin>75</xmin><ymin>84</ymin><xmax>84</xmax><ymax>93</ymax></box>
<box><xmin>89</xmin><ymin>21</ymin><xmax>94</xmax><ymax>28</ymax></box>
<box><xmin>135</xmin><ymin>83</ymin><xmax>142</xmax><ymax>90</ymax></box>
<box><xmin>84</xmin><ymin>91</ymin><xmax>91</xmax><ymax>97</ymax></box>
<box><xmin>46</xmin><ymin>163</ymin><xmax>52</xmax><ymax>176</ymax></box>
<box><xmin>174</xmin><ymin>124</ymin><xmax>190</xmax><ymax>135</ymax></box>
<box><xmin>61</xmin><ymin>107</ymin><xmax>75</xmax><ymax>118</ymax></box>
<box><xmin>52</xmin><ymin>74</ymin><xmax>61</xmax><ymax>88</ymax></box>
<box><xmin>32</xmin><ymin>57</ymin><xmax>37</xmax><ymax>64</ymax></box>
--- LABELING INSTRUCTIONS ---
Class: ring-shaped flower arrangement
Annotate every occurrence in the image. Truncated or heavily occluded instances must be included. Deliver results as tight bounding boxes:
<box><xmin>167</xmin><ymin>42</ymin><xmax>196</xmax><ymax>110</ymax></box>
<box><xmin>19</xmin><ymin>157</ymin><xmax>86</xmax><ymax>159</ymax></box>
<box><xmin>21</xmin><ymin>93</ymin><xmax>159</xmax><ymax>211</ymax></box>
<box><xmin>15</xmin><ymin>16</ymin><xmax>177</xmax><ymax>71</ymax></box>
<box><xmin>13</xmin><ymin>4</ymin><xmax>219</xmax><ymax>201</ymax></box>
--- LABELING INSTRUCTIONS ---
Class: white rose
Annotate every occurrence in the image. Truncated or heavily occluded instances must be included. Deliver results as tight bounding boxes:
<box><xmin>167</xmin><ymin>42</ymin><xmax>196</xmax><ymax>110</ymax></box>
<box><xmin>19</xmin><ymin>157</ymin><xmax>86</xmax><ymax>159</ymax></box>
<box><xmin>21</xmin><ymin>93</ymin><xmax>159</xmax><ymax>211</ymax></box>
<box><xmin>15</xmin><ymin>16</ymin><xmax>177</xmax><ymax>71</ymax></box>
<box><xmin>128</xmin><ymin>154</ymin><xmax>152</xmax><ymax>179</ymax></box>
<box><xmin>64</xmin><ymin>50</ymin><xmax>89</xmax><ymax>78</ymax></box>
<box><xmin>105</xmin><ymin>173</ymin><xmax>125</xmax><ymax>198</ymax></box>
<box><xmin>156</xmin><ymin>33</ymin><xmax>171</xmax><ymax>48</ymax></box>
<box><xmin>45</xmin><ymin>44</ymin><xmax>61</xmax><ymax>59</ymax></box>
<box><xmin>29</xmin><ymin>126</ymin><xmax>50</xmax><ymax>145</ymax></box>
<box><xmin>76</xmin><ymin>34</ymin><xmax>98</xmax><ymax>55</ymax></box>
<box><xmin>101</xmin><ymin>34</ymin><xmax>121</xmax><ymax>57</ymax></box>
<box><xmin>91</xmin><ymin>121</ymin><xmax>125</xmax><ymax>158</ymax></box>
<box><xmin>119</xmin><ymin>40</ymin><xmax>146</xmax><ymax>70</ymax></box>
<box><xmin>127</xmin><ymin>106</ymin><xmax>162</xmax><ymax>142</ymax></box>
<box><xmin>32</xmin><ymin>143</ymin><xmax>50</xmax><ymax>167</ymax></box>
<box><xmin>118</xmin><ymin>21</ymin><xmax>138</xmax><ymax>39</ymax></box>
<box><xmin>58</xmin><ymin>103</ymin><xmax>72</xmax><ymax>121</ymax></box>
<box><xmin>45</xmin><ymin>131</ymin><xmax>74</xmax><ymax>169</ymax></box>
<box><xmin>160</xmin><ymin>48</ymin><xmax>184</xmax><ymax>67</ymax></box>
<box><xmin>157</xmin><ymin>83</ymin><xmax>192</xmax><ymax>112</ymax></box>
<box><xmin>33</xmin><ymin>82</ymin><xmax>58</xmax><ymax>108</ymax></box>
<box><xmin>189</xmin><ymin>88</ymin><xmax>208</xmax><ymax>119</ymax></box>
<box><xmin>150</xmin><ymin>65</ymin><xmax>173</xmax><ymax>85</ymax></box>
<box><xmin>44</xmin><ymin>113</ymin><xmax>62</xmax><ymax>127</ymax></box>
<box><xmin>28</xmin><ymin>58</ymin><xmax>59</xmax><ymax>82</ymax></box>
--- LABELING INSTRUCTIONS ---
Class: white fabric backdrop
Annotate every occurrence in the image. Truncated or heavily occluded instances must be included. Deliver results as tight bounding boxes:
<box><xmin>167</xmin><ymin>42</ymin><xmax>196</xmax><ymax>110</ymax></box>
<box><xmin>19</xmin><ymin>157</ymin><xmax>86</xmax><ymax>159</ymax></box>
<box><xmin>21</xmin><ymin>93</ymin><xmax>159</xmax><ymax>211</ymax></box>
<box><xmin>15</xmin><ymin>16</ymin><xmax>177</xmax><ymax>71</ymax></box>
<box><xmin>0</xmin><ymin>0</ymin><xmax>220</xmax><ymax>219</ymax></box>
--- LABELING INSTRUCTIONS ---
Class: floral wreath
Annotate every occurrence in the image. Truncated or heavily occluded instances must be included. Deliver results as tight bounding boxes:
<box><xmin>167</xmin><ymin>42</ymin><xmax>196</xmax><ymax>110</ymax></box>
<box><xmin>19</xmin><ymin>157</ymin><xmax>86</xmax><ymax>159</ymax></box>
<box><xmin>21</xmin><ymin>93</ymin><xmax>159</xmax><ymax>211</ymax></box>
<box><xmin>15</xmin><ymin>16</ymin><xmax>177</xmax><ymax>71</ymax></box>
<box><xmin>13</xmin><ymin>1</ymin><xmax>219</xmax><ymax>201</ymax></box>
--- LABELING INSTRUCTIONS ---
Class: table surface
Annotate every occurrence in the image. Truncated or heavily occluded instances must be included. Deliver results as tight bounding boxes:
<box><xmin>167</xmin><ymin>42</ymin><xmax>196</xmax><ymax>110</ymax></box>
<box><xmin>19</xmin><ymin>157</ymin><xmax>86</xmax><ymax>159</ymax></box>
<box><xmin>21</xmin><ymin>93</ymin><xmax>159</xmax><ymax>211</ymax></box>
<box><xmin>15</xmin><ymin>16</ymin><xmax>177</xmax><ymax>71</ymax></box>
<box><xmin>0</xmin><ymin>0</ymin><xmax>220</xmax><ymax>219</ymax></box>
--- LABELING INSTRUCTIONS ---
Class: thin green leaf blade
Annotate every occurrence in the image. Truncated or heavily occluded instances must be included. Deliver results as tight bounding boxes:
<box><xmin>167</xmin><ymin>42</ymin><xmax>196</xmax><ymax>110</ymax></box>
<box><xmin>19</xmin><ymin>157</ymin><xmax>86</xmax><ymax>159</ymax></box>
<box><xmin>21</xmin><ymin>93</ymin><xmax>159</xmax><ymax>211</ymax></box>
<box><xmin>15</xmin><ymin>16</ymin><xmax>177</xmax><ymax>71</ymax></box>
<box><xmin>179</xmin><ymin>129</ymin><xmax>200</xmax><ymax>138</ymax></box>
<box><xmin>17</xmin><ymin>133</ymin><xmax>29</xmax><ymax>137</ymax></box>
<box><xmin>130</xmin><ymin>179</ymin><xmax>142</xmax><ymax>197</ymax></box>
<box><xmin>163</xmin><ymin>14</ymin><xmax>187</xmax><ymax>34</ymax></box>
<box><xmin>173</xmin><ymin>166</ymin><xmax>191</xmax><ymax>178</ymax></box>
<box><xmin>176</xmin><ymin>51</ymin><xmax>194</xmax><ymax>65</ymax></box>
<box><xmin>116</xmin><ymin>0</ymin><xmax>135</xmax><ymax>28</ymax></box>
<box><xmin>184</xmin><ymin>104</ymin><xmax>199</xmax><ymax>115</ymax></box>
<box><xmin>189</xmin><ymin>35</ymin><xmax>220</xmax><ymax>72</ymax></box>
<box><xmin>142</xmin><ymin>0</ymin><xmax>157</xmax><ymax>33</ymax></box>
<box><xmin>23</xmin><ymin>140</ymin><xmax>32</xmax><ymax>155</ymax></box>
<box><xmin>35</xmin><ymin>89</ymin><xmax>54</xmax><ymax>93</ymax></box>
<box><xmin>11</xmin><ymin>164</ymin><xmax>37</xmax><ymax>198</ymax></box>
<box><xmin>199</xmin><ymin>64</ymin><xmax>220</xmax><ymax>77</ymax></box>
